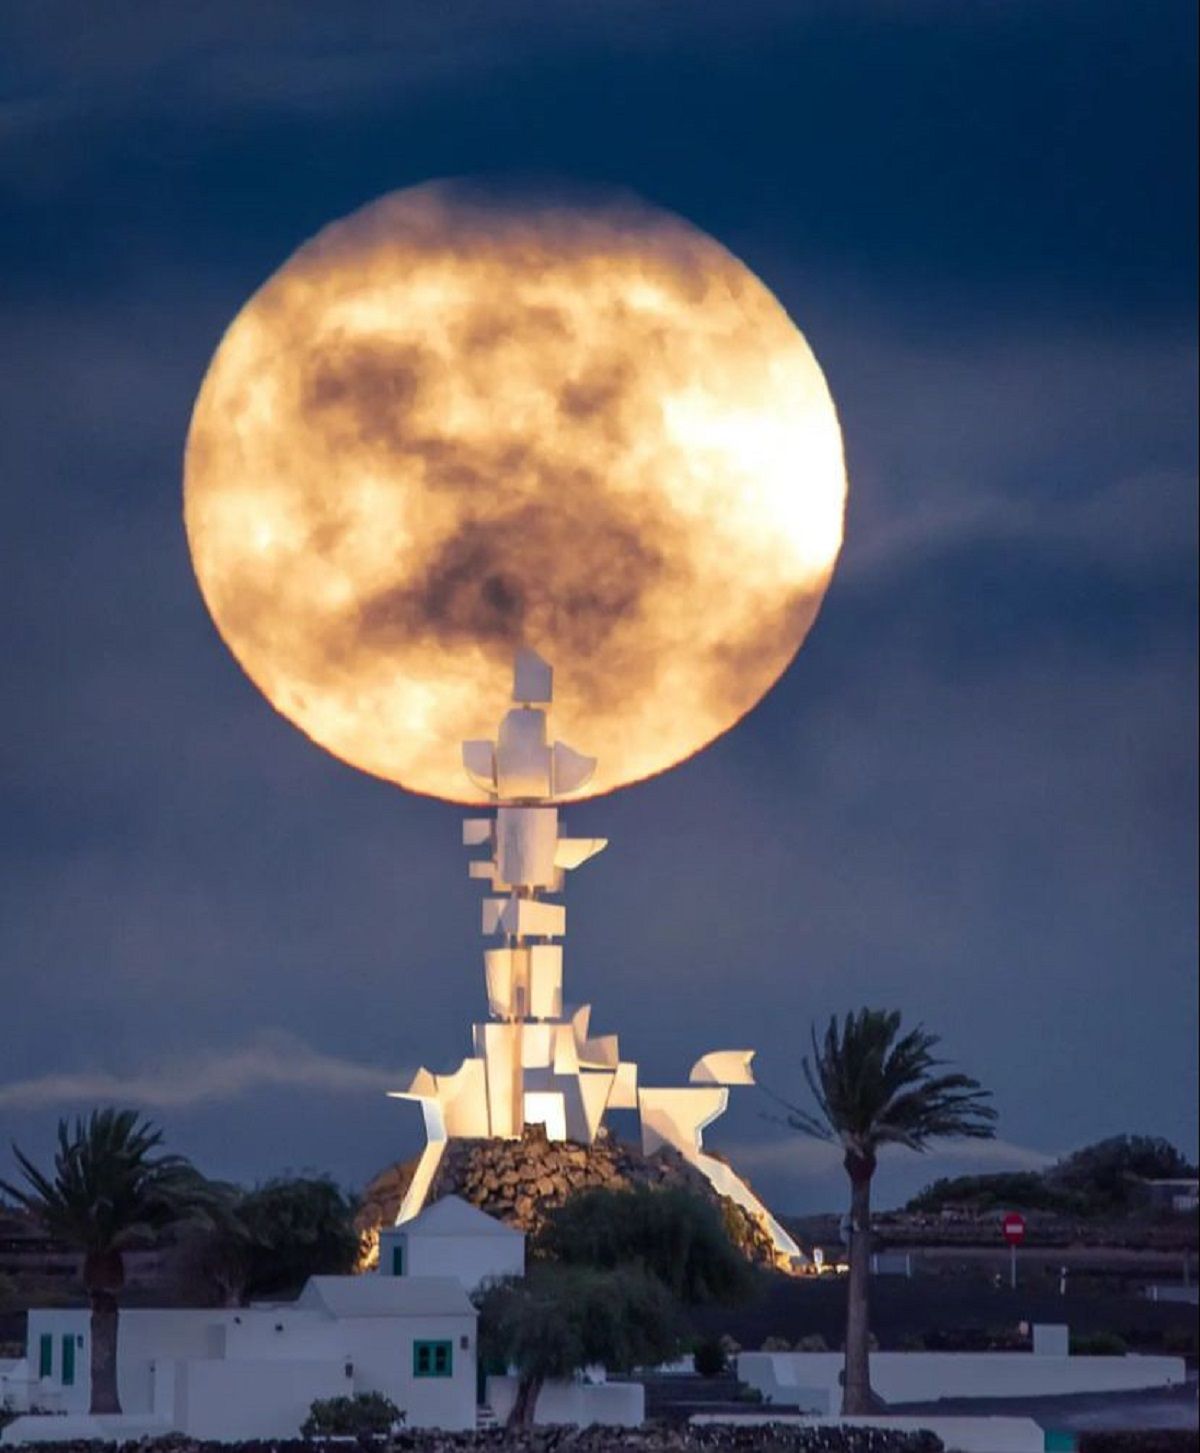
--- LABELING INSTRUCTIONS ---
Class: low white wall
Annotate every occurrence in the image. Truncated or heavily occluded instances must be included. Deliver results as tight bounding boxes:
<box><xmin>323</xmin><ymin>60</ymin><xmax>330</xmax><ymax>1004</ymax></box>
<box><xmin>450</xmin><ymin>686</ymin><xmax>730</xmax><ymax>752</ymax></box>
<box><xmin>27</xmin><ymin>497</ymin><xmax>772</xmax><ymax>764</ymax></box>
<box><xmin>693</xmin><ymin>1413</ymin><xmax>1044</xmax><ymax>1453</ymax></box>
<box><xmin>0</xmin><ymin>1360</ymin><xmax>30</xmax><ymax>1414</ymax></box>
<box><xmin>738</xmin><ymin>1350</ymin><xmax>1188</xmax><ymax>1407</ymax></box>
<box><xmin>0</xmin><ymin>1414</ymin><xmax>169</xmax><ymax>1446</ymax></box>
<box><xmin>486</xmin><ymin>1375</ymin><xmax>643</xmax><ymax>1427</ymax></box>
<box><xmin>178</xmin><ymin>1358</ymin><xmax>351</xmax><ymax>1441</ymax></box>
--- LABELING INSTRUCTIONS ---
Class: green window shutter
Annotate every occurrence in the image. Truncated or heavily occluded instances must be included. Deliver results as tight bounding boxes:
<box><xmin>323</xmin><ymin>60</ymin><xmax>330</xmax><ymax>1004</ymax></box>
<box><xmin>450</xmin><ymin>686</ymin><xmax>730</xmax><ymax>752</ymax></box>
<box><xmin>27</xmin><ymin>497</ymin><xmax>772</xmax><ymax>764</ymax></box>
<box><xmin>61</xmin><ymin>1335</ymin><xmax>76</xmax><ymax>1387</ymax></box>
<box><xmin>38</xmin><ymin>1334</ymin><xmax>53</xmax><ymax>1378</ymax></box>
<box><xmin>413</xmin><ymin>1340</ymin><xmax>452</xmax><ymax>1377</ymax></box>
<box><xmin>391</xmin><ymin>1243</ymin><xmax>404</xmax><ymax>1276</ymax></box>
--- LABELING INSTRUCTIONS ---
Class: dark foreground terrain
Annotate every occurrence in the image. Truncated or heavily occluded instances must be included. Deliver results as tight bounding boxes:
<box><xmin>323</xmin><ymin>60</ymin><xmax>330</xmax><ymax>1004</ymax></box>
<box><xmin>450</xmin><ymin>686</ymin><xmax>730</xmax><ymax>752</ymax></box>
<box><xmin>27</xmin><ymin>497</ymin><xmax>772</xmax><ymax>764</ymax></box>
<box><xmin>0</xmin><ymin>1432</ymin><xmax>943</xmax><ymax>1452</ymax></box>
<box><xmin>691</xmin><ymin>1271</ymin><xmax>1198</xmax><ymax>1356</ymax></box>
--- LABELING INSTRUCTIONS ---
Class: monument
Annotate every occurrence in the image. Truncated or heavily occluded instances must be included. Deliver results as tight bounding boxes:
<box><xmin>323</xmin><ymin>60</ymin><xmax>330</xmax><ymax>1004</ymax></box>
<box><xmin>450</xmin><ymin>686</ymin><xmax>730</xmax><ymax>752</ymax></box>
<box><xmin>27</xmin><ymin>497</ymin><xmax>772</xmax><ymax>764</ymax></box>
<box><xmin>182</xmin><ymin>181</ymin><xmax>849</xmax><ymax>1278</ymax></box>
<box><xmin>391</xmin><ymin>647</ymin><xmax>803</xmax><ymax>1268</ymax></box>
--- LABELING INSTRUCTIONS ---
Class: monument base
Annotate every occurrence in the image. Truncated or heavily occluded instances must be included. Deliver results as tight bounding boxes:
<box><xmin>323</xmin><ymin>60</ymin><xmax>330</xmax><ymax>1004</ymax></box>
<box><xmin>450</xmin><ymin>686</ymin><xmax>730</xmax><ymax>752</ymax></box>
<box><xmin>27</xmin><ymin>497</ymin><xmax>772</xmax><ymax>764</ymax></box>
<box><xmin>357</xmin><ymin>1124</ymin><xmax>789</xmax><ymax>1271</ymax></box>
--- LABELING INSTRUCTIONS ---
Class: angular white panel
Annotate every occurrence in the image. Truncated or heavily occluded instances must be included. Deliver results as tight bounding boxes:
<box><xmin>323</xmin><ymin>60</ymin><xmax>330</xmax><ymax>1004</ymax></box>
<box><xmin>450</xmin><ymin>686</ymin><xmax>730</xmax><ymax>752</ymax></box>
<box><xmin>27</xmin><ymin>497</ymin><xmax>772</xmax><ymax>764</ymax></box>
<box><xmin>553</xmin><ymin>837</ymin><xmax>608</xmax><ymax>870</ymax></box>
<box><xmin>638</xmin><ymin>1087</ymin><xmax>728</xmax><ymax>1156</ymax></box>
<box><xmin>484</xmin><ymin>947</ymin><xmax>526</xmax><ymax>1018</ymax></box>
<box><xmin>469</xmin><ymin>860</ymin><xmax>498</xmax><ymax>882</ymax></box>
<box><xmin>482</xmin><ymin>1023</ymin><xmax>520</xmax><ymax>1138</ymax></box>
<box><xmin>462</xmin><ymin>818</ymin><xmax>493</xmax><ymax>846</ymax></box>
<box><xmin>496</xmin><ymin>709</ymin><xmax>552</xmax><ymax>798</ymax></box>
<box><xmin>482</xmin><ymin>898</ymin><xmax>507</xmax><ymax>936</ymax></box>
<box><xmin>520</xmin><ymin>1023</ymin><xmax>553</xmax><ymax>1068</ymax></box>
<box><xmin>499</xmin><ymin>897</ymin><xmax>565</xmax><ymax>939</ymax></box>
<box><xmin>513</xmin><ymin>648</ymin><xmax>553</xmax><ymax>705</ymax></box>
<box><xmin>608</xmin><ymin>1060</ymin><xmax>639</xmax><ymax>1109</ymax></box>
<box><xmin>395</xmin><ymin>1140</ymin><xmax>448</xmax><ymax>1226</ymax></box>
<box><xmin>551</xmin><ymin>740</ymin><xmax>597</xmax><ymax>796</ymax></box>
<box><xmin>579</xmin><ymin>1071</ymin><xmax>614</xmax><ymax>1141</ymax></box>
<box><xmin>528</xmin><ymin>944</ymin><xmax>563</xmax><ymax>1019</ymax></box>
<box><xmin>690</xmin><ymin>1050</ymin><xmax>757</xmax><ymax>1086</ymax></box>
<box><xmin>552</xmin><ymin>1023</ymin><xmax>578</xmax><ymax>1075</ymax></box>
<box><xmin>577</xmin><ymin>1032</ymin><xmax>619</xmax><ymax>1070</ymax></box>
<box><xmin>438</xmin><ymin>1058</ymin><xmax>490</xmax><ymax>1137</ymax></box>
<box><xmin>496</xmin><ymin>806</ymin><xmax>559</xmax><ymax>887</ymax></box>
<box><xmin>462</xmin><ymin>741</ymin><xmax>496</xmax><ymax>793</ymax></box>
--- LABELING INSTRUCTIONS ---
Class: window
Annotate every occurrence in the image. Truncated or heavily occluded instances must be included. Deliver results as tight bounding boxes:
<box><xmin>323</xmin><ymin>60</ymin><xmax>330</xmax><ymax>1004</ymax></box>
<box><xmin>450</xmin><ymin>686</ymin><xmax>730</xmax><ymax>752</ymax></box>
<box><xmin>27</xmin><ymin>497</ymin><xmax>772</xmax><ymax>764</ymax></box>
<box><xmin>61</xmin><ymin>1335</ymin><xmax>76</xmax><ymax>1387</ymax></box>
<box><xmin>391</xmin><ymin>1242</ymin><xmax>405</xmax><ymax>1276</ymax></box>
<box><xmin>412</xmin><ymin>1339</ymin><xmax>452</xmax><ymax>1378</ymax></box>
<box><xmin>38</xmin><ymin>1334</ymin><xmax>53</xmax><ymax>1379</ymax></box>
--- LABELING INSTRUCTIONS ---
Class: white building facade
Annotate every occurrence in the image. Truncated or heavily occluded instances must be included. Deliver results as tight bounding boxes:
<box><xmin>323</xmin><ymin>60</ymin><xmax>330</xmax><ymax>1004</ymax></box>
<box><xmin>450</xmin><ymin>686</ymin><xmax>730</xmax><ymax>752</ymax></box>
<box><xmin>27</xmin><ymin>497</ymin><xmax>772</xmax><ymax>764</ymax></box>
<box><xmin>2</xmin><ymin>1276</ymin><xmax>477</xmax><ymax>1442</ymax></box>
<box><xmin>378</xmin><ymin>1194</ymin><xmax>525</xmax><ymax>1291</ymax></box>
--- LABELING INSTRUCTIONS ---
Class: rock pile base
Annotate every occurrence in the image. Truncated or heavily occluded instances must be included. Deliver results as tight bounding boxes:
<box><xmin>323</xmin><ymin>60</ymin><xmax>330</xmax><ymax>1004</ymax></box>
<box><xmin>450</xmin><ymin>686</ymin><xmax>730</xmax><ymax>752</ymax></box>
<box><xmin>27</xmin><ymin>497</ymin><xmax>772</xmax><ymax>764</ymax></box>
<box><xmin>357</xmin><ymin>1126</ymin><xmax>779</xmax><ymax>1267</ymax></box>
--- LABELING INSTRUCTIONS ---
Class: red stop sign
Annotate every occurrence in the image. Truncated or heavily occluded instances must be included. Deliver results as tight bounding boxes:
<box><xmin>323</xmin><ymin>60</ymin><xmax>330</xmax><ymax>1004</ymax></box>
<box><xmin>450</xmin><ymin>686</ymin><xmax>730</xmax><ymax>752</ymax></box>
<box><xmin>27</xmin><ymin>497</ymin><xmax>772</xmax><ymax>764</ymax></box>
<box><xmin>1002</xmin><ymin>1212</ymin><xmax>1027</xmax><ymax>1246</ymax></box>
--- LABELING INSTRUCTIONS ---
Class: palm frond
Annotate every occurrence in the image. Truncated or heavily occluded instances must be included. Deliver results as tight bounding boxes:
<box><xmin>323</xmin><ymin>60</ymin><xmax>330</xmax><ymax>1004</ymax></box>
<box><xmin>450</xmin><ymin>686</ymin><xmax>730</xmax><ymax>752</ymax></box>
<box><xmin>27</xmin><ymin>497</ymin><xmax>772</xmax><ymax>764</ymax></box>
<box><xmin>779</xmin><ymin>1008</ymin><xmax>997</xmax><ymax>1161</ymax></box>
<box><xmin>3</xmin><ymin>1107</ymin><xmax>218</xmax><ymax>1255</ymax></box>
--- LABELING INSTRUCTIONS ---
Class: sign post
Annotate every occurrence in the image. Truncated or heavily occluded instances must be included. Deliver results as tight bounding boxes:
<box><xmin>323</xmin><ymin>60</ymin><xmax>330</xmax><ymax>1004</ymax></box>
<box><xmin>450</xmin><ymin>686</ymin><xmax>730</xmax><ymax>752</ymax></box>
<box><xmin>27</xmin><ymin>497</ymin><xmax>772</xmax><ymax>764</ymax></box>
<box><xmin>1003</xmin><ymin>1211</ymin><xmax>1026</xmax><ymax>1289</ymax></box>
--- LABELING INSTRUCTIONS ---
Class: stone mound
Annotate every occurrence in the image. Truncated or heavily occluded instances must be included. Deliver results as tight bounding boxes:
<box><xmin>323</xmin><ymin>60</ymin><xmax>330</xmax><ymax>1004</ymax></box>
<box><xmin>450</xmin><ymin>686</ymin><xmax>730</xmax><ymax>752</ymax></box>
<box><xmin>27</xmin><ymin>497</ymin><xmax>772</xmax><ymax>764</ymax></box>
<box><xmin>357</xmin><ymin>1125</ymin><xmax>778</xmax><ymax>1268</ymax></box>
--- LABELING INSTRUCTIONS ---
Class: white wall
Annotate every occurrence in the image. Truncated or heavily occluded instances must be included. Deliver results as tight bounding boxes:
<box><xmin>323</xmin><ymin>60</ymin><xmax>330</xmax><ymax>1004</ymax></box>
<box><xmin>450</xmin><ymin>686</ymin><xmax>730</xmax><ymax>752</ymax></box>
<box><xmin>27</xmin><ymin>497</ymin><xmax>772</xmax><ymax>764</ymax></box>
<box><xmin>343</xmin><ymin>1315</ymin><xmax>476</xmax><ymax>1431</ymax></box>
<box><xmin>178</xmin><ymin>1359</ymin><xmax>351</xmax><ymax>1440</ymax></box>
<box><xmin>23</xmin><ymin>1311</ymin><xmax>91</xmax><ymax>1413</ymax></box>
<box><xmin>737</xmin><ymin>1350</ymin><xmax>1188</xmax><ymax>1408</ymax></box>
<box><xmin>0</xmin><ymin>1358</ymin><xmax>31</xmax><ymax>1414</ymax></box>
<box><xmin>486</xmin><ymin>1375</ymin><xmax>643</xmax><ymax>1427</ymax></box>
<box><xmin>206</xmin><ymin>1306</ymin><xmax>477</xmax><ymax>1431</ymax></box>
<box><xmin>382</xmin><ymin>1228</ymin><xmax>524</xmax><ymax>1292</ymax></box>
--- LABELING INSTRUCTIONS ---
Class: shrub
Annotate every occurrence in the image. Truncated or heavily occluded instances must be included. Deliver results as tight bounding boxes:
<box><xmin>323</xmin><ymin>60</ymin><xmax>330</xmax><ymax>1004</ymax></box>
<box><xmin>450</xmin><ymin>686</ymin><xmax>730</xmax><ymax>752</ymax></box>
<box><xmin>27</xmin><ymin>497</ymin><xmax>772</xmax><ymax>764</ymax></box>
<box><xmin>760</xmin><ymin>1335</ymin><xmax>792</xmax><ymax>1351</ymax></box>
<box><xmin>693</xmin><ymin>1337</ymin><xmax>727</xmax><ymax>1377</ymax></box>
<box><xmin>537</xmin><ymin>1184</ymin><xmax>754</xmax><ymax>1306</ymax></box>
<box><xmin>795</xmin><ymin>1332</ymin><xmax>829</xmax><ymax>1352</ymax></box>
<box><xmin>1070</xmin><ymin>1331</ymin><xmax>1128</xmax><ymax>1357</ymax></box>
<box><xmin>301</xmin><ymin>1392</ymin><xmax>403</xmax><ymax>1437</ymax></box>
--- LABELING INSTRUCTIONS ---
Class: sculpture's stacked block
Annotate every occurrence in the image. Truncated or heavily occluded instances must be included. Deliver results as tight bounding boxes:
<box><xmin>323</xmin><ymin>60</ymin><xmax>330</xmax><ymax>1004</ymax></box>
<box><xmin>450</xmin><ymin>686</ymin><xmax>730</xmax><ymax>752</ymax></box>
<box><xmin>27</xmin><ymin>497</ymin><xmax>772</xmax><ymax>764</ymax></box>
<box><xmin>391</xmin><ymin>650</ymin><xmax>803</xmax><ymax>1269</ymax></box>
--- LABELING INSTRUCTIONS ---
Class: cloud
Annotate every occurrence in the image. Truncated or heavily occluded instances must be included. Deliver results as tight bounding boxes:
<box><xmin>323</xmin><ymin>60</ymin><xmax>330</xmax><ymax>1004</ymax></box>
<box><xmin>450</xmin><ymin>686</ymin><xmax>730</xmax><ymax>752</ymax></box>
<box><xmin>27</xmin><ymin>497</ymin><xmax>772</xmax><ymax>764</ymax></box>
<box><xmin>0</xmin><ymin>1030</ymin><xmax>408</xmax><ymax>1111</ymax></box>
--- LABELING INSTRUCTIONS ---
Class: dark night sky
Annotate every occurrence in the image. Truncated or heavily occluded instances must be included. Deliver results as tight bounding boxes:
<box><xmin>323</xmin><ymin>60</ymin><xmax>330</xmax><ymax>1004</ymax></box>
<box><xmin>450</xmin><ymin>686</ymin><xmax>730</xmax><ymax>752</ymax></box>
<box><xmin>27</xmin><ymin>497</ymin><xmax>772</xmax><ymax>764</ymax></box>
<box><xmin>1</xmin><ymin>1</ymin><xmax>1196</xmax><ymax>1213</ymax></box>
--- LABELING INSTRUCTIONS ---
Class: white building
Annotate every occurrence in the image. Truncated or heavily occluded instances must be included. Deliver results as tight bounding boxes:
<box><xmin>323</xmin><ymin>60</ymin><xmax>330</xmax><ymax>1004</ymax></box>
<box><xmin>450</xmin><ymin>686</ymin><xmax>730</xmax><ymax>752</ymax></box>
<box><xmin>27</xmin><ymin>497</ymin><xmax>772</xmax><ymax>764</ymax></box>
<box><xmin>379</xmin><ymin>1194</ymin><xmax>524</xmax><ymax>1291</ymax></box>
<box><xmin>2</xmin><ymin>1275</ymin><xmax>477</xmax><ymax>1442</ymax></box>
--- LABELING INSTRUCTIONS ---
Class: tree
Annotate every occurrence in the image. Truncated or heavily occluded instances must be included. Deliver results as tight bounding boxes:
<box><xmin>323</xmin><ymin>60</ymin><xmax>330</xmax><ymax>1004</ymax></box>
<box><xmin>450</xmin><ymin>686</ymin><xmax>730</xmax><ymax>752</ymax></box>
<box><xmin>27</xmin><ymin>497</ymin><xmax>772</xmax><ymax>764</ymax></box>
<box><xmin>777</xmin><ymin>1010</ymin><xmax>996</xmax><ymax>1414</ymax></box>
<box><xmin>536</xmin><ymin>1184</ymin><xmax>754</xmax><ymax>1306</ymax></box>
<box><xmin>184</xmin><ymin>1176</ymin><xmax>361</xmax><ymax>1304</ymax></box>
<box><xmin>477</xmin><ymin>1263</ymin><xmax>684</xmax><ymax>1428</ymax></box>
<box><xmin>1048</xmin><ymin>1136</ymin><xmax>1197</xmax><ymax>1214</ymax></box>
<box><xmin>0</xmin><ymin>1109</ymin><xmax>219</xmax><ymax>1414</ymax></box>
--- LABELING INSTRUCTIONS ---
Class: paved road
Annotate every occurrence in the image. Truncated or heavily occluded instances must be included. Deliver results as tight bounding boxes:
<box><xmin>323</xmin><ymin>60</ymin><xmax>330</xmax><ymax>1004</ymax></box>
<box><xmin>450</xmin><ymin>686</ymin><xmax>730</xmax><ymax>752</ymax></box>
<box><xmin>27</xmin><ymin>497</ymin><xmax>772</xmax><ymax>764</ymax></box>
<box><xmin>892</xmin><ymin>1372</ymin><xmax>1199</xmax><ymax>1432</ymax></box>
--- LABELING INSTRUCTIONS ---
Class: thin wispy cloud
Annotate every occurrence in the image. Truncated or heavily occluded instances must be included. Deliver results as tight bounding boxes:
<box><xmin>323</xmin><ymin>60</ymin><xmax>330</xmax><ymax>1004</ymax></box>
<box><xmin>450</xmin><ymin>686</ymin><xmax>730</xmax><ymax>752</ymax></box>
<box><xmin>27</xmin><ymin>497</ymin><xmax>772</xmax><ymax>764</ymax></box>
<box><xmin>0</xmin><ymin>1031</ymin><xmax>407</xmax><ymax>1111</ymax></box>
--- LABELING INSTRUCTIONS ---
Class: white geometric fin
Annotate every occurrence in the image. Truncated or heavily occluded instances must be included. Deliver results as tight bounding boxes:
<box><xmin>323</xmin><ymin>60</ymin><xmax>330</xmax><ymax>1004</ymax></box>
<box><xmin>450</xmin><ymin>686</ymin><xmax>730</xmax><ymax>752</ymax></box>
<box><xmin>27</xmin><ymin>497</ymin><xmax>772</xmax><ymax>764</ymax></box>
<box><xmin>690</xmin><ymin>1050</ymin><xmax>756</xmax><ymax>1085</ymax></box>
<box><xmin>553</xmin><ymin>837</ymin><xmax>608</xmax><ymax>870</ymax></box>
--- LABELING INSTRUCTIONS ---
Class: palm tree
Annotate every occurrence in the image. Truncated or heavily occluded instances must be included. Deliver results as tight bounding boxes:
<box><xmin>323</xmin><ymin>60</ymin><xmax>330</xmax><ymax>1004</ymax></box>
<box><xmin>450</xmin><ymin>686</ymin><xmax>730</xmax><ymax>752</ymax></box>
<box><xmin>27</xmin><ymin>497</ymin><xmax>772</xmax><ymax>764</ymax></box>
<box><xmin>1</xmin><ymin>1108</ymin><xmax>220</xmax><ymax>1414</ymax></box>
<box><xmin>779</xmin><ymin>1010</ymin><xmax>996</xmax><ymax>1415</ymax></box>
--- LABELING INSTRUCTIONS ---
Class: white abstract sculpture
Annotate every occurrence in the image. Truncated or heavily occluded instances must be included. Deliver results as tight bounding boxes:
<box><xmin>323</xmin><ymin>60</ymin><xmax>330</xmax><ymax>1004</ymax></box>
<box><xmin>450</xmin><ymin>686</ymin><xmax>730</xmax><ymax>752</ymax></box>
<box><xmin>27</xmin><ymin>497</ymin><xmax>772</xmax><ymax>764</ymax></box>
<box><xmin>390</xmin><ymin>650</ymin><xmax>804</xmax><ymax>1269</ymax></box>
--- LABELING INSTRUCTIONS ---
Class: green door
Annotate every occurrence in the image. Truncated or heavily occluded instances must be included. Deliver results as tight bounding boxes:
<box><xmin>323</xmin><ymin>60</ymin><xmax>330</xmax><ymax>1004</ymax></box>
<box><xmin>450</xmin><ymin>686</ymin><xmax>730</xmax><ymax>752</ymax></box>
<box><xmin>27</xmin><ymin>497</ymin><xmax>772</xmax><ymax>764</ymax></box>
<box><xmin>61</xmin><ymin>1335</ymin><xmax>76</xmax><ymax>1386</ymax></box>
<box><xmin>38</xmin><ymin>1334</ymin><xmax>52</xmax><ymax>1379</ymax></box>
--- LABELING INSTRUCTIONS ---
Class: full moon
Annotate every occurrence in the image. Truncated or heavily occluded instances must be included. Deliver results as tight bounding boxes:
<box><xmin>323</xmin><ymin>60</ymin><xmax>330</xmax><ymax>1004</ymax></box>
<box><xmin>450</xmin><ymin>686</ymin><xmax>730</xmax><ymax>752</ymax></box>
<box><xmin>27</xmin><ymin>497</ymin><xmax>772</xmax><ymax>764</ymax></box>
<box><xmin>184</xmin><ymin>181</ymin><xmax>847</xmax><ymax>802</ymax></box>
